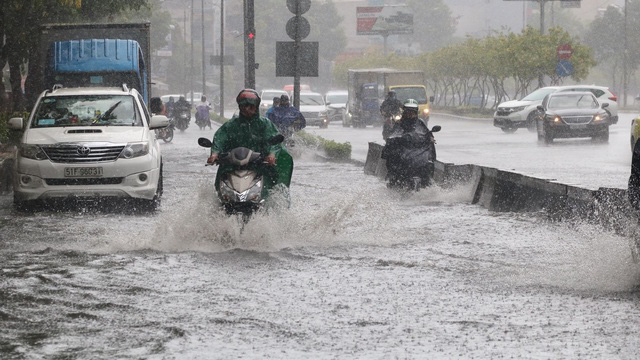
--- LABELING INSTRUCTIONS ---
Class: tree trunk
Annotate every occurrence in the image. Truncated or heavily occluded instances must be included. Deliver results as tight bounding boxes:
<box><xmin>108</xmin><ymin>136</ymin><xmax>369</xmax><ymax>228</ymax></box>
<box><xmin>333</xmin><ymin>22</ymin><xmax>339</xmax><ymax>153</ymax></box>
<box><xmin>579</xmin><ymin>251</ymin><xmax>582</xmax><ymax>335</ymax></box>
<box><xmin>8</xmin><ymin>55</ymin><xmax>24</xmax><ymax>112</ymax></box>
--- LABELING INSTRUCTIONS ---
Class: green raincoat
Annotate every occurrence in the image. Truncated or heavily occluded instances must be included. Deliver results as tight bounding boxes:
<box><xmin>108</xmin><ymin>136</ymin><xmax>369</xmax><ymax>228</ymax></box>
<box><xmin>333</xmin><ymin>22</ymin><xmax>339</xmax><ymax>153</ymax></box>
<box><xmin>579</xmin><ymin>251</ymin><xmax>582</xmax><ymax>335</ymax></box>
<box><xmin>211</xmin><ymin>113</ymin><xmax>293</xmax><ymax>197</ymax></box>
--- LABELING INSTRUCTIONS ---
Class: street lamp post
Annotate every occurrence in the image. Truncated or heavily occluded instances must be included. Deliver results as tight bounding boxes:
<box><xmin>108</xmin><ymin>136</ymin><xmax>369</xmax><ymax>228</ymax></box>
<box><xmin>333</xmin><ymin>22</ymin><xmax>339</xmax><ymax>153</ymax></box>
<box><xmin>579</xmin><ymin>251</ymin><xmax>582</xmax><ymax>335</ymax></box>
<box><xmin>219</xmin><ymin>0</ymin><xmax>224</xmax><ymax>117</ymax></box>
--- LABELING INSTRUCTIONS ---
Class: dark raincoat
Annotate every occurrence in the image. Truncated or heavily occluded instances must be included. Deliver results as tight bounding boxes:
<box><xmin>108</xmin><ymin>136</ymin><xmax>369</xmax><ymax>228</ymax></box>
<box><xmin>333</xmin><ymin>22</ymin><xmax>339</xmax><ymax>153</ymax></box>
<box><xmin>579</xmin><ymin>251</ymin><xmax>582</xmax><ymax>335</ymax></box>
<box><xmin>211</xmin><ymin>113</ymin><xmax>293</xmax><ymax>197</ymax></box>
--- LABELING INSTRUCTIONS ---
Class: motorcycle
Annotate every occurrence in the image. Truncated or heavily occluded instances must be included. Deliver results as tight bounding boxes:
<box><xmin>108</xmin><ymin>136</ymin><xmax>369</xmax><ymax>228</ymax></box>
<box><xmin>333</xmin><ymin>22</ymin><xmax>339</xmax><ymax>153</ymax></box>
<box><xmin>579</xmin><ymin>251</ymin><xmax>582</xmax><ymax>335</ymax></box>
<box><xmin>155</xmin><ymin>117</ymin><xmax>175</xmax><ymax>143</ymax></box>
<box><xmin>197</xmin><ymin>135</ymin><xmax>292</xmax><ymax>219</ymax></box>
<box><xmin>382</xmin><ymin>108</ymin><xmax>403</xmax><ymax>140</ymax></box>
<box><xmin>382</xmin><ymin>124</ymin><xmax>441</xmax><ymax>191</ymax></box>
<box><xmin>174</xmin><ymin>109</ymin><xmax>191</xmax><ymax>132</ymax></box>
<box><xmin>195</xmin><ymin>104</ymin><xmax>212</xmax><ymax>130</ymax></box>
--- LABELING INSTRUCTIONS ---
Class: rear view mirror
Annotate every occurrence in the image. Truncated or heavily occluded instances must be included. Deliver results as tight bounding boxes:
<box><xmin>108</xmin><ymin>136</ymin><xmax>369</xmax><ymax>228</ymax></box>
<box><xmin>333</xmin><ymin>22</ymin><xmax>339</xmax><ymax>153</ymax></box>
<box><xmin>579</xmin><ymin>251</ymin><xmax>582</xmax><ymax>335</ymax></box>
<box><xmin>149</xmin><ymin>115</ymin><xmax>170</xmax><ymax>130</ymax></box>
<box><xmin>431</xmin><ymin>125</ymin><xmax>441</xmax><ymax>133</ymax></box>
<box><xmin>198</xmin><ymin>137</ymin><xmax>213</xmax><ymax>148</ymax></box>
<box><xmin>8</xmin><ymin>117</ymin><xmax>24</xmax><ymax>130</ymax></box>
<box><xmin>270</xmin><ymin>134</ymin><xmax>285</xmax><ymax>145</ymax></box>
<box><xmin>536</xmin><ymin>105</ymin><xmax>544</xmax><ymax>111</ymax></box>
<box><xmin>602</xmin><ymin>103</ymin><xmax>609</xmax><ymax>108</ymax></box>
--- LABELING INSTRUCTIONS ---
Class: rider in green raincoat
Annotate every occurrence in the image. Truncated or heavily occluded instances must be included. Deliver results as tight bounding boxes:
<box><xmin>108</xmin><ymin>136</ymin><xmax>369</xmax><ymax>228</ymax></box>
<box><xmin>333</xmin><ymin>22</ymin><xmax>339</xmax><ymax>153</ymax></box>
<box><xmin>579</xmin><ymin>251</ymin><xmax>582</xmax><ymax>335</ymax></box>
<box><xmin>207</xmin><ymin>89</ymin><xmax>293</xmax><ymax>199</ymax></box>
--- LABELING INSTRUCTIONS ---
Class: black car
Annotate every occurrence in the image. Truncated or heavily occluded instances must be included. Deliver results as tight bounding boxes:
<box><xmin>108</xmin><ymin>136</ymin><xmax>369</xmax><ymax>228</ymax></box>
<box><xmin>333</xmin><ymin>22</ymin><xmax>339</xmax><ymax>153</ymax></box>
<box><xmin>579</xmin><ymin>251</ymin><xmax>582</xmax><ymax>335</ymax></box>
<box><xmin>535</xmin><ymin>91</ymin><xmax>611</xmax><ymax>144</ymax></box>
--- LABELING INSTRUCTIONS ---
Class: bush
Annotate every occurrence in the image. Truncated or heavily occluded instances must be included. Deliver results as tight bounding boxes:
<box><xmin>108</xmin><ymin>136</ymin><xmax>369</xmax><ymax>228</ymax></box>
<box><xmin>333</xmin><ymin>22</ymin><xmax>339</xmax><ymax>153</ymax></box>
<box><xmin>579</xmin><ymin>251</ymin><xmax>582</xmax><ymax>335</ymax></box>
<box><xmin>295</xmin><ymin>131</ymin><xmax>351</xmax><ymax>161</ymax></box>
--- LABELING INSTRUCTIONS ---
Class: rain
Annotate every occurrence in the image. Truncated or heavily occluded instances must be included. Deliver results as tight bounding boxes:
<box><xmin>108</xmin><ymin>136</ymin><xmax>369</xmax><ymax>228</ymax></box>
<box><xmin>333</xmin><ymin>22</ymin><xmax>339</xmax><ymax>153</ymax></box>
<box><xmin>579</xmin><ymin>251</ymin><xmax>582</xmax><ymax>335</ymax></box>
<box><xmin>2</xmin><ymin>0</ymin><xmax>640</xmax><ymax>358</ymax></box>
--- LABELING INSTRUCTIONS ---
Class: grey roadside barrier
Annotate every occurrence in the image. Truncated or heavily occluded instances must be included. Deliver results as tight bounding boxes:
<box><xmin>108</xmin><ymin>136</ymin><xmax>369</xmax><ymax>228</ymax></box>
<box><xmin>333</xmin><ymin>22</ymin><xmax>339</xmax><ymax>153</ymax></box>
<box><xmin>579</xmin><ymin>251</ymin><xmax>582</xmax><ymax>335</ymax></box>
<box><xmin>364</xmin><ymin>142</ymin><xmax>638</xmax><ymax>238</ymax></box>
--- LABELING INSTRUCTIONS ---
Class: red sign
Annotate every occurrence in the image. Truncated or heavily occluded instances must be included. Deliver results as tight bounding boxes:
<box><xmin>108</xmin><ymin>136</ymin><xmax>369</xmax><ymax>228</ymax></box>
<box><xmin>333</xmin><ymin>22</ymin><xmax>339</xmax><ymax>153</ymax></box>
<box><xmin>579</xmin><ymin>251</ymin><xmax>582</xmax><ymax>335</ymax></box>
<box><xmin>557</xmin><ymin>44</ymin><xmax>573</xmax><ymax>60</ymax></box>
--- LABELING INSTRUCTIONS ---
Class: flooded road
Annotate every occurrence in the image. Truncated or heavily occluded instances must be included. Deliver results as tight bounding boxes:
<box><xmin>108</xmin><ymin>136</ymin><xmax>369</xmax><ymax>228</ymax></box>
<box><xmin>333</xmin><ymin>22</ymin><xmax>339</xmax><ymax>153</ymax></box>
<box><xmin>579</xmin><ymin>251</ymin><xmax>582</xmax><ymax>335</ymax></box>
<box><xmin>2</xmin><ymin>128</ymin><xmax>640</xmax><ymax>358</ymax></box>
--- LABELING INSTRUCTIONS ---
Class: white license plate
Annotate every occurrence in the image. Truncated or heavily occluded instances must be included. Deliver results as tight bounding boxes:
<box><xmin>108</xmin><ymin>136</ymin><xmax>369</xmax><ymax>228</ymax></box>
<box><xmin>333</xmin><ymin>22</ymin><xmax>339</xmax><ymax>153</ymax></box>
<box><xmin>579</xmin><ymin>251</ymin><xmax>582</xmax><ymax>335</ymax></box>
<box><xmin>64</xmin><ymin>167</ymin><xmax>103</xmax><ymax>178</ymax></box>
<box><xmin>570</xmin><ymin>124</ymin><xmax>588</xmax><ymax>130</ymax></box>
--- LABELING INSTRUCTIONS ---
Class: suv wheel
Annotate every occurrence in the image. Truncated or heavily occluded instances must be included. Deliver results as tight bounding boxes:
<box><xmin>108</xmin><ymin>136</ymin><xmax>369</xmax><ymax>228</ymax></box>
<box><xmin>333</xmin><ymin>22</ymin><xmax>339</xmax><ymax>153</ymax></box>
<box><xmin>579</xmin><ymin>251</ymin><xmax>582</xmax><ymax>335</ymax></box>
<box><xmin>526</xmin><ymin>112</ymin><xmax>540</xmax><ymax>133</ymax></box>
<box><xmin>501</xmin><ymin>127</ymin><xmax>517</xmax><ymax>134</ymax></box>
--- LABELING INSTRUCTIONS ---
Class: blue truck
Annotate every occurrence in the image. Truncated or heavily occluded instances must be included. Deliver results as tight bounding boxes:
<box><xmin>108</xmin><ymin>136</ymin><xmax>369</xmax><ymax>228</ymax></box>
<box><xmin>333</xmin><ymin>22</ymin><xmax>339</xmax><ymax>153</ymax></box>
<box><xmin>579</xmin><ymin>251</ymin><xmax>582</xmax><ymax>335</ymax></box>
<box><xmin>36</xmin><ymin>23</ymin><xmax>151</xmax><ymax>104</ymax></box>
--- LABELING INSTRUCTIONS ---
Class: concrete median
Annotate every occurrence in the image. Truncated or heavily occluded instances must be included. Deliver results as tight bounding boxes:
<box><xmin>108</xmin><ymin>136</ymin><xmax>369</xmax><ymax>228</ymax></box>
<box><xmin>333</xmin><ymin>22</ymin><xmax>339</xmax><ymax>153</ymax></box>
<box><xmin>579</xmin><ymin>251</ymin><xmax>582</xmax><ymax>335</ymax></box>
<box><xmin>364</xmin><ymin>142</ymin><xmax>636</xmax><ymax>234</ymax></box>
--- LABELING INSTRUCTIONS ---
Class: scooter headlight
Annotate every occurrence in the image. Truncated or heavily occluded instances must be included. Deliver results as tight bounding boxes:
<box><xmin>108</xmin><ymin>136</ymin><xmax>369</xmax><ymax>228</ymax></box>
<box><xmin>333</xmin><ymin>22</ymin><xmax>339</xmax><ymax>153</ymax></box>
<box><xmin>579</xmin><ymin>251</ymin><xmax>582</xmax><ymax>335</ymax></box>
<box><xmin>393</xmin><ymin>114</ymin><xmax>402</xmax><ymax>121</ymax></box>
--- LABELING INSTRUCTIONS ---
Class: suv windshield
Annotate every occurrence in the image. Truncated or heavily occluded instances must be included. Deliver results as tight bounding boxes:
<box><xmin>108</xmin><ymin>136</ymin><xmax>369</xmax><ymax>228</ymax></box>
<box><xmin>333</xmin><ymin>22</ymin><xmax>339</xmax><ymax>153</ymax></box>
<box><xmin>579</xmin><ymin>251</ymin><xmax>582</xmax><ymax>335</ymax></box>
<box><xmin>32</xmin><ymin>95</ymin><xmax>141</xmax><ymax>128</ymax></box>
<box><xmin>299</xmin><ymin>94</ymin><xmax>324</xmax><ymax>106</ymax></box>
<box><xmin>548</xmin><ymin>94</ymin><xmax>598</xmax><ymax>110</ymax></box>
<box><xmin>326</xmin><ymin>94</ymin><xmax>348</xmax><ymax>104</ymax></box>
<box><xmin>521</xmin><ymin>87</ymin><xmax>557</xmax><ymax>101</ymax></box>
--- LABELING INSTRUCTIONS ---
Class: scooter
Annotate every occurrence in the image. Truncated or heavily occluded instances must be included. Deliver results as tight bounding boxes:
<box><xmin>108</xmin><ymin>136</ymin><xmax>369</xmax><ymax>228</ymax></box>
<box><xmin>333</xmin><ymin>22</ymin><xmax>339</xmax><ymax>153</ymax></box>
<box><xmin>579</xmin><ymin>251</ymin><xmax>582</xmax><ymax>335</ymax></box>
<box><xmin>382</xmin><ymin>108</ymin><xmax>403</xmax><ymax>140</ymax></box>
<box><xmin>155</xmin><ymin>117</ymin><xmax>175</xmax><ymax>143</ymax></box>
<box><xmin>197</xmin><ymin>135</ymin><xmax>287</xmax><ymax>218</ymax></box>
<box><xmin>174</xmin><ymin>109</ymin><xmax>191</xmax><ymax>132</ymax></box>
<box><xmin>383</xmin><ymin>124</ymin><xmax>441</xmax><ymax>191</ymax></box>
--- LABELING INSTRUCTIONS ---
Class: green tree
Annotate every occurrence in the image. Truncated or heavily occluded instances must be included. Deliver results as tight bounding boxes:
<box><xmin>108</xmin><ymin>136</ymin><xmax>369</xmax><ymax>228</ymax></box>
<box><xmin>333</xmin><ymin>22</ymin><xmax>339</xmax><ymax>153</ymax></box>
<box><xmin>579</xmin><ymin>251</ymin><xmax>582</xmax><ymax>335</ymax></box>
<box><xmin>404</xmin><ymin>0</ymin><xmax>456</xmax><ymax>52</ymax></box>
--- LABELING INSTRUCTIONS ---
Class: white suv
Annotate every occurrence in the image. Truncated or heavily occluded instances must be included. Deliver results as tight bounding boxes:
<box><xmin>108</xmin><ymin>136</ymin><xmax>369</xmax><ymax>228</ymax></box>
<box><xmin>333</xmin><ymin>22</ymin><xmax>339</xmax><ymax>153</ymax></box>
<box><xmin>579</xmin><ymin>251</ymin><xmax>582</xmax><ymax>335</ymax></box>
<box><xmin>494</xmin><ymin>85</ymin><xmax>619</xmax><ymax>133</ymax></box>
<box><xmin>8</xmin><ymin>86</ymin><xmax>169</xmax><ymax>210</ymax></box>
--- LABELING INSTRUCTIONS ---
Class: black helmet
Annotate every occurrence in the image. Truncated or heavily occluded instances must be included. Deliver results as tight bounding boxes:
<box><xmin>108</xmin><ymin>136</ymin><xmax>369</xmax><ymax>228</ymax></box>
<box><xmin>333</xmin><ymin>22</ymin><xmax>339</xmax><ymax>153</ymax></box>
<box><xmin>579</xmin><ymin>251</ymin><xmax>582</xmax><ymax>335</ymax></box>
<box><xmin>236</xmin><ymin>89</ymin><xmax>261</xmax><ymax>107</ymax></box>
<box><xmin>273</xmin><ymin>97</ymin><xmax>280</xmax><ymax>103</ymax></box>
<box><xmin>388</xmin><ymin>91</ymin><xmax>396</xmax><ymax>98</ymax></box>
<box><xmin>280</xmin><ymin>94</ymin><xmax>290</xmax><ymax>104</ymax></box>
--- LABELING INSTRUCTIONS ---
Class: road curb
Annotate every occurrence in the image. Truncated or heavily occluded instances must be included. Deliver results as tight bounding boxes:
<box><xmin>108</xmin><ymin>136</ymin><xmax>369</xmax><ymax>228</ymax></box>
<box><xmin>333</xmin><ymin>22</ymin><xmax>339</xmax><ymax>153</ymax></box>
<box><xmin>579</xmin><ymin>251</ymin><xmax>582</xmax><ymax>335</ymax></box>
<box><xmin>363</xmin><ymin>142</ymin><xmax>637</xmax><ymax>237</ymax></box>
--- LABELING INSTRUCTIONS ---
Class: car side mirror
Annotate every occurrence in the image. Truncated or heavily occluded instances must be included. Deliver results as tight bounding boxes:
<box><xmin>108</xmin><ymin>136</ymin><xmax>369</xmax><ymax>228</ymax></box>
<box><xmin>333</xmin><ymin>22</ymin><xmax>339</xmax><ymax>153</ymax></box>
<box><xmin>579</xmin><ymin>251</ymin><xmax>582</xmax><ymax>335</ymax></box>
<box><xmin>8</xmin><ymin>117</ymin><xmax>24</xmax><ymax>130</ymax></box>
<box><xmin>431</xmin><ymin>125</ymin><xmax>441</xmax><ymax>133</ymax></box>
<box><xmin>602</xmin><ymin>103</ymin><xmax>609</xmax><ymax>108</ymax></box>
<box><xmin>149</xmin><ymin>115</ymin><xmax>170</xmax><ymax>130</ymax></box>
<box><xmin>536</xmin><ymin>105</ymin><xmax>544</xmax><ymax>111</ymax></box>
<box><xmin>326</xmin><ymin>101</ymin><xmax>331</xmax><ymax>106</ymax></box>
<box><xmin>429</xmin><ymin>96</ymin><xmax>435</xmax><ymax>103</ymax></box>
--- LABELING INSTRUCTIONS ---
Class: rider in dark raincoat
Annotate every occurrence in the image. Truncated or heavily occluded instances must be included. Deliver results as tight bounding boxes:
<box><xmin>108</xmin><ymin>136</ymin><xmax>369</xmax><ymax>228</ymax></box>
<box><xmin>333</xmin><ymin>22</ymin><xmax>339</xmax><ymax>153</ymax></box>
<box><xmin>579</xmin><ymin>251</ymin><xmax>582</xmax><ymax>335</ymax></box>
<box><xmin>207</xmin><ymin>89</ymin><xmax>293</xmax><ymax>197</ymax></box>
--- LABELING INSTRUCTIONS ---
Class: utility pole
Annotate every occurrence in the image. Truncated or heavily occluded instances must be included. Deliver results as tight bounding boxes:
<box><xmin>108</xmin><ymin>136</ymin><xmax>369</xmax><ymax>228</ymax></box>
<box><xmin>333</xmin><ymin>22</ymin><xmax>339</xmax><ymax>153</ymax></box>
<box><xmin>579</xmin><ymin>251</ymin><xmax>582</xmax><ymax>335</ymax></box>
<box><xmin>201</xmin><ymin>0</ymin><xmax>206</xmax><ymax>97</ymax></box>
<box><xmin>624</xmin><ymin>0</ymin><xmax>629</xmax><ymax>107</ymax></box>
<box><xmin>219</xmin><ymin>0</ymin><xmax>224</xmax><ymax>116</ymax></box>
<box><xmin>243</xmin><ymin>0</ymin><xmax>255</xmax><ymax>89</ymax></box>
<box><xmin>190</xmin><ymin>0</ymin><xmax>194</xmax><ymax>103</ymax></box>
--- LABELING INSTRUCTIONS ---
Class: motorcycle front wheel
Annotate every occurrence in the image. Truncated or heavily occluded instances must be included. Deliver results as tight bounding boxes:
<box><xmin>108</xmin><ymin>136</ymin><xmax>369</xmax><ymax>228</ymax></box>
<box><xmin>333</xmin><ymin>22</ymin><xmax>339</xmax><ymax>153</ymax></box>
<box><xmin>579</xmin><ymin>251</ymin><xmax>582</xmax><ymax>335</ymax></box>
<box><xmin>162</xmin><ymin>127</ymin><xmax>174</xmax><ymax>143</ymax></box>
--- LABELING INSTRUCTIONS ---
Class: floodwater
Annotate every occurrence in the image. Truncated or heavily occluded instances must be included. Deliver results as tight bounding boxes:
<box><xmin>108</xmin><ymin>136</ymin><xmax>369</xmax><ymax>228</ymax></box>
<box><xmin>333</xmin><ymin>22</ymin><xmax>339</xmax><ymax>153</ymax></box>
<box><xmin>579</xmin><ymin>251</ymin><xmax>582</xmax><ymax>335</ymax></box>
<box><xmin>2</xmin><ymin>129</ymin><xmax>640</xmax><ymax>359</ymax></box>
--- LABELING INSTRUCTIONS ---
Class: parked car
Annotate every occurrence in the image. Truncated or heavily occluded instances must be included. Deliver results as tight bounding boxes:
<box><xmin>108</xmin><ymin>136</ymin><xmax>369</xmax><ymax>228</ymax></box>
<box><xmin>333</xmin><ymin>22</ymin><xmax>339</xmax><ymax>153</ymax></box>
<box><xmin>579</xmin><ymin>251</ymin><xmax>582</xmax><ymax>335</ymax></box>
<box><xmin>293</xmin><ymin>91</ymin><xmax>329</xmax><ymax>128</ymax></box>
<box><xmin>259</xmin><ymin>89</ymin><xmax>288</xmax><ymax>116</ymax></box>
<box><xmin>494</xmin><ymin>86</ymin><xmax>559</xmax><ymax>133</ymax></box>
<box><xmin>325</xmin><ymin>90</ymin><xmax>348</xmax><ymax>123</ymax></box>
<box><xmin>535</xmin><ymin>91</ymin><xmax>611</xmax><ymax>144</ymax></box>
<box><xmin>8</xmin><ymin>86</ymin><xmax>169</xmax><ymax>211</ymax></box>
<box><xmin>494</xmin><ymin>85</ymin><xmax>619</xmax><ymax>134</ymax></box>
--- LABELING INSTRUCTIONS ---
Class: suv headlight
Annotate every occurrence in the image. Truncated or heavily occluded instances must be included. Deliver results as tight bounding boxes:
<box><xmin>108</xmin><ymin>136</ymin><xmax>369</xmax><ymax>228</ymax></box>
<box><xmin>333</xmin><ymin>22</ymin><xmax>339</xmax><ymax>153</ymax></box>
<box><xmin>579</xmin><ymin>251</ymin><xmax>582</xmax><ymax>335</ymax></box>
<box><xmin>511</xmin><ymin>106</ymin><xmax>526</xmax><ymax>112</ymax></box>
<box><xmin>119</xmin><ymin>142</ymin><xmax>149</xmax><ymax>159</ymax></box>
<box><xmin>20</xmin><ymin>144</ymin><xmax>48</xmax><ymax>160</ymax></box>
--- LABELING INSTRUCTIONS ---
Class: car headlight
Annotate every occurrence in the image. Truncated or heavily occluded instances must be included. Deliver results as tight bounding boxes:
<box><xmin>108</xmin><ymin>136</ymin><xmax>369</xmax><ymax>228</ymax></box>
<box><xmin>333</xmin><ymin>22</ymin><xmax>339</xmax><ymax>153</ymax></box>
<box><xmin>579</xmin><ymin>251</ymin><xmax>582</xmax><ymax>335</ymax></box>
<box><xmin>423</xmin><ymin>108</ymin><xmax>430</xmax><ymax>115</ymax></box>
<box><xmin>20</xmin><ymin>144</ymin><xmax>48</xmax><ymax>160</ymax></box>
<box><xmin>594</xmin><ymin>114</ymin><xmax>608</xmax><ymax>122</ymax></box>
<box><xmin>119</xmin><ymin>142</ymin><xmax>149</xmax><ymax>159</ymax></box>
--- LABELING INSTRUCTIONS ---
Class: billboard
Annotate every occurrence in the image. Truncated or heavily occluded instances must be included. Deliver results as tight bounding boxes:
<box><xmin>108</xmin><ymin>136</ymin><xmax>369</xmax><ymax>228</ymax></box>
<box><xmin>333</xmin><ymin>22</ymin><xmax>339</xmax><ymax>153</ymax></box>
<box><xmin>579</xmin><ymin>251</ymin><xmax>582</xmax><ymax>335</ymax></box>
<box><xmin>356</xmin><ymin>6</ymin><xmax>413</xmax><ymax>35</ymax></box>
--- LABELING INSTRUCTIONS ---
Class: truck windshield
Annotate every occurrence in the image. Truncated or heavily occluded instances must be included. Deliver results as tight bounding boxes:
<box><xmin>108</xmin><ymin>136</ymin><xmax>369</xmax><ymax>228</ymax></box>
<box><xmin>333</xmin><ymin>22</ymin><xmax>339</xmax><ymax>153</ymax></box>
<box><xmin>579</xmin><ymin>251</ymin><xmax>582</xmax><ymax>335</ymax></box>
<box><xmin>392</xmin><ymin>87</ymin><xmax>427</xmax><ymax>103</ymax></box>
<box><xmin>31</xmin><ymin>95</ymin><xmax>142</xmax><ymax>128</ymax></box>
